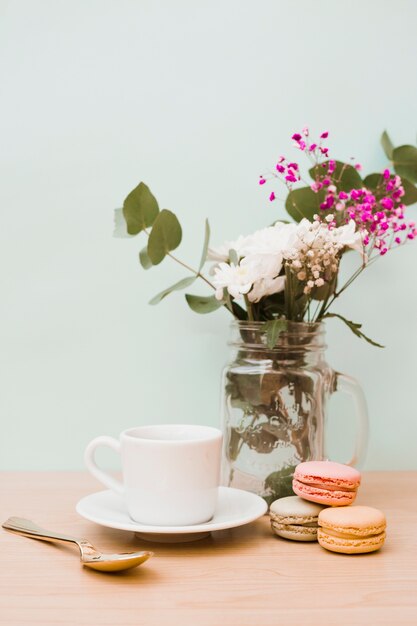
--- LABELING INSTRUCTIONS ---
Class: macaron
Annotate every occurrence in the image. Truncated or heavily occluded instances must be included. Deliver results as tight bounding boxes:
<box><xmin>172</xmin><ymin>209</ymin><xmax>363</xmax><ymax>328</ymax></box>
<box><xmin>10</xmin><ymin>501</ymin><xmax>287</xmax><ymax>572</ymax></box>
<box><xmin>293</xmin><ymin>461</ymin><xmax>361</xmax><ymax>506</ymax></box>
<box><xmin>269</xmin><ymin>496</ymin><xmax>327</xmax><ymax>541</ymax></box>
<box><xmin>318</xmin><ymin>505</ymin><xmax>386</xmax><ymax>554</ymax></box>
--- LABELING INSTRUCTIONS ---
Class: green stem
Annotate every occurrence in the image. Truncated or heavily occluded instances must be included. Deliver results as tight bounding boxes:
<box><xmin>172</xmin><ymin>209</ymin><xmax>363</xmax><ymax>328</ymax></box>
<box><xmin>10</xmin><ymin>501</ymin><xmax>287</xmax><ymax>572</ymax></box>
<box><xmin>244</xmin><ymin>295</ymin><xmax>254</xmax><ymax>321</ymax></box>
<box><xmin>143</xmin><ymin>228</ymin><xmax>216</xmax><ymax>290</ymax></box>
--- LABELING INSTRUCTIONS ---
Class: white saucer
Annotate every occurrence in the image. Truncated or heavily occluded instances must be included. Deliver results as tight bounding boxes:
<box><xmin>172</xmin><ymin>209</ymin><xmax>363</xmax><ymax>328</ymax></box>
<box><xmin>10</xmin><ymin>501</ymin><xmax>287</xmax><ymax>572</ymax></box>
<box><xmin>76</xmin><ymin>487</ymin><xmax>267</xmax><ymax>542</ymax></box>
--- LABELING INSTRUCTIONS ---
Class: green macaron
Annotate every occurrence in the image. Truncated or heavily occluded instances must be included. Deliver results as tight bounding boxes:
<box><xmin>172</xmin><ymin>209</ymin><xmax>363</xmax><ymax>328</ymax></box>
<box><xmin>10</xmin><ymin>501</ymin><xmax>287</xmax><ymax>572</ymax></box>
<box><xmin>269</xmin><ymin>495</ymin><xmax>327</xmax><ymax>541</ymax></box>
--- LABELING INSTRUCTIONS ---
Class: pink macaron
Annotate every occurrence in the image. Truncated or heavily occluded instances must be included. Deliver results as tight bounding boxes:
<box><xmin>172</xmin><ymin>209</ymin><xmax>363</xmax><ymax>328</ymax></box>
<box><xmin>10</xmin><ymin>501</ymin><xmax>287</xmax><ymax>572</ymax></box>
<box><xmin>293</xmin><ymin>461</ymin><xmax>361</xmax><ymax>506</ymax></box>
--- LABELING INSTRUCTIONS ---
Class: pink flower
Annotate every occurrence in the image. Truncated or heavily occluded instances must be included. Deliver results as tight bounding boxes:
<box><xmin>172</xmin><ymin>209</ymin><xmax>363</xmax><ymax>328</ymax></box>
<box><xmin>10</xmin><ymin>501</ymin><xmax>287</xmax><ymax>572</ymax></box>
<box><xmin>328</xmin><ymin>160</ymin><xmax>336</xmax><ymax>174</ymax></box>
<box><xmin>309</xmin><ymin>143</ymin><xmax>317</xmax><ymax>151</ymax></box>
<box><xmin>311</xmin><ymin>181</ymin><xmax>322</xmax><ymax>192</ymax></box>
<box><xmin>383</xmin><ymin>169</ymin><xmax>391</xmax><ymax>180</ymax></box>
<box><xmin>276</xmin><ymin>164</ymin><xmax>285</xmax><ymax>173</ymax></box>
<box><xmin>354</xmin><ymin>163</ymin><xmax>362</xmax><ymax>171</ymax></box>
<box><xmin>288</xmin><ymin>162</ymin><xmax>299</xmax><ymax>170</ymax></box>
<box><xmin>269</xmin><ymin>192</ymin><xmax>276</xmax><ymax>202</ymax></box>
<box><xmin>285</xmin><ymin>174</ymin><xmax>297</xmax><ymax>183</ymax></box>
<box><xmin>395</xmin><ymin>236</ymin><xmax>401</xmax><ymax>244</ymax></box>
<box><xmin>380</xmin><ymin>197</ymin><xmax>394</xmax><ymax>210</ymax></box>
<box><xmin>320</xmin><ymin>131</ymin><xmax>329</xmax><ymax>139</ymax></box>
<box><xmin>259</xmin><ymin>177</ymin><xmax>266</xmax><ymax>185</ymax></box>
<box><xmin>320</xmin><ymin>147</ymin><xmax>329</xmax><ymax>156</ymax></box>
<box><xmin>339</xmin><ymin>191</ymin><xmax>349</xmax><ymax>200</ymax></box>
<box><xmin>292</xmin><ymin>133</ymin><xmax>302</xmax><ymax>141</ymax></box>
<box><xmin>302</xmin><ymin>126</ymin><xmax>309</xmax><ymax>136</ymax></box>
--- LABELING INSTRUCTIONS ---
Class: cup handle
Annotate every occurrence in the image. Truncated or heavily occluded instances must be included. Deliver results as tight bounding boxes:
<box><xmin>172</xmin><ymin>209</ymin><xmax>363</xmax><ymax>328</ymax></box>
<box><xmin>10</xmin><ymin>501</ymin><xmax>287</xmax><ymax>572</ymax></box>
<box><xmin>84</xmin><ymin>436</ymin><xmax>124</xmax><ymax>494</ymax></box>
<box><xmin>329</xmin><ymin>372</ymin><xmax>369</xmax><ymax>468</ymax></box>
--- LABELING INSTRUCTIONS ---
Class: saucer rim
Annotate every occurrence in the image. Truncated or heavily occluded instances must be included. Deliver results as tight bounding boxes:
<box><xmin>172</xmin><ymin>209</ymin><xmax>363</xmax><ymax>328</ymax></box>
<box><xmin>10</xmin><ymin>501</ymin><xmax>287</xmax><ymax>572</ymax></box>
<box><xmin>76</xmin><ymin>486</ymin><xmax>267</xmax><ymax>534</ymax></box>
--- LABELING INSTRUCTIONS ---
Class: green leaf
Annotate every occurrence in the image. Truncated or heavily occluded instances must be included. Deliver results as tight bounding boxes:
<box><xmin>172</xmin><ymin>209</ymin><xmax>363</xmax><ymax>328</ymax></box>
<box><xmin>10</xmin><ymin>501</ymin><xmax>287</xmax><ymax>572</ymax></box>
<box><xmin>363</xmin><ymin>173</ymin><xmax>417</xmax><ymax>206</ymax></box>
<box><xmin>198</xmin><ymin>219</ymin><xmax>210</xmax><ymax>271</ymax></box>
<box><xmin>381</xmin><ymin>130</ymin><xmax>394</xmax><ymax>160</ymax></box>
<box><xmin>363</xmin><ymin>173</ymin><xmax>383</xmax><ymax>193</ymax></box>
<box><xmin>113</xmin><ymin>208</ymin><xmax>135</xmax><ymax>238</ymax></box>
<box><xmin>229</xmin><ymin>248</ymin><xmax>239</xmax><ymax>265</ymax></box>
<box><xmin>122</xmin><ymin>182</ymin><xmax>159</xmax><ymax>235</ymax></box>
<box><xmin>139</xmin><ymin>246</ymin><xmax>153</xmax><ymax>269</ymax></box>
<box><xmin>147</xmin><ymin>209</ymin><xmax>182</xmax><ymax>265</ymax></box>
<box><xmin>324</xmin><ymin>313</ymin><xmax>384</xmax><ymax>348</ymax></box>
<box><xmin>285</xmin><ymin>187</ymin><xmax>325</xmax><ymax>222</ymax></box>
<box><xmin>264</xmin><ymin>464</ymin><xmax>296</xmax><ymax>504</ymax></box>
<box><xmin>149</xmin><ymin>276</ymin><xmax>196</xmax><ymax>305</ymax></box>
<box><xmin>392</xmin><ymin>145</ymin><xmax>417</xmax><ymax>184</ymax></box>
<box><xmin>400</xmin><ymin>177</ymin><xmax>417</xmax><ymax>206</ymax></box>
<box><xmin>185</xmin><ymin>293</ymin><xmax>223</xmax><ymax>314</ymax></box>
<box><xmin>263</xmin><ymin>319</ymin><xmax>288</xmax><ymax>349</ymax></box>
<box><xmin>309</xmin><ymin>160</ymin><xmax>362</xmax><ymax>192</ymax></box>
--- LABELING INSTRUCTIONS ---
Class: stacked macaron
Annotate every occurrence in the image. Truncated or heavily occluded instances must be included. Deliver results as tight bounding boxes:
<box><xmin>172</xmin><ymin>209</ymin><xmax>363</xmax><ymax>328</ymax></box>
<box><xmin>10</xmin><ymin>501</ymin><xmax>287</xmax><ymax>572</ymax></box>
<box><xmin>269</xmin><ymin>460</ymin><xmax>387</xmax><ymax>555</ymax></box>
<box><xmin>292</xmin><ymin>461</ymin><xmax>361</xmax><ymax>506</ymax></box>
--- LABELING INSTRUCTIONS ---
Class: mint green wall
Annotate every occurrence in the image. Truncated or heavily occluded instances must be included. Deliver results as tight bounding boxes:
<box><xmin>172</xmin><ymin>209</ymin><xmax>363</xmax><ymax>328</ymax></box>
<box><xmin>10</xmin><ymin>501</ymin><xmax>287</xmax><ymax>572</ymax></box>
<box><xmin>1</xmin><ymin>0</ymin><xmax>416</xmax><ymax>470</ymax></box>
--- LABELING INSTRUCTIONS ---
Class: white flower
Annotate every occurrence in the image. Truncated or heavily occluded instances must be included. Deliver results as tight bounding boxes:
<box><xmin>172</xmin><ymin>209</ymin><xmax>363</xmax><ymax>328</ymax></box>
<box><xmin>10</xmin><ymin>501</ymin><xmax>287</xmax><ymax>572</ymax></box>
<box><xmin>212</xmin><ymin>262</ymin><xmax>253</xmax><ymax>300</ymax></box>
<box><xmin>207</xmin><ymin>235</ymin><xmax>249</xmax><ymax>263</ymax></box>
<box><xmin>331</xmin><ymin>220</ymin><xmax>365</xmax><ymax>255</ymax></box>
<box><xmin>210</xmin><ymin>222</ymin><xmax>297</xmax><ymax>302</ymax></box>
<box><xmin>243</xmin><ymin>222</ymin><xmax>298</xmax><ymax>256</ymax></box>
<box><xmin>241</xmin><ymin>252</ymin><xmax>283</xmax><ymax>282</ymax></box>
<box><xmin>247</xmin><ymin>275</ymin><xmax>286</xmax><ymax>302</ymax></box>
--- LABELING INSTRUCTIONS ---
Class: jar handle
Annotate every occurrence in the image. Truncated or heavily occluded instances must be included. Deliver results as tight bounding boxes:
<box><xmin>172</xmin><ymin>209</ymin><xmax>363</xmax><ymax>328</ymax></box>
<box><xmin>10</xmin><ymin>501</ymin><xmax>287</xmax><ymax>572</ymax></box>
<box><xmin>330</xmin><ymin>372</ymin><xmax>369</xmax><ymax>467</ymax></box>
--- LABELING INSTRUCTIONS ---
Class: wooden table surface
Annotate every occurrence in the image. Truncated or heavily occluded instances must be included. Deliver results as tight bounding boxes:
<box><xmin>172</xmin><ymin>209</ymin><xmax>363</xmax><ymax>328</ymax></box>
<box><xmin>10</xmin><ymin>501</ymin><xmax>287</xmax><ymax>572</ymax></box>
<box><xmin>0</xmin><ymin>471</ymin><xmax>416</xmax><ymax>626</ymax></box>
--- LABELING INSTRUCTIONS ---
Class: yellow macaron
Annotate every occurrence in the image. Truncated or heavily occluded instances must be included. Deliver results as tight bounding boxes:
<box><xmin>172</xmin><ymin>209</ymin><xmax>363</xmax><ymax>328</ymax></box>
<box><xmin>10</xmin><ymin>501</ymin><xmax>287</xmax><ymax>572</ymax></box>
<box><xmin>318</xmin><ymin>505</ymin><xmax>386</xmax><ymax>554</ymax></box>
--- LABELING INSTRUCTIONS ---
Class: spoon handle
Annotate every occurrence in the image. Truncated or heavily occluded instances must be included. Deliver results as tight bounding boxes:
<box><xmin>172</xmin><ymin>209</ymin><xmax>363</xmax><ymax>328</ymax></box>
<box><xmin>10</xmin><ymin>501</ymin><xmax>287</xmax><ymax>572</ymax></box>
<box><xmin>2</xmin><ymin>517</ymin><xmax>80</xmax><ymax>544</ymax></box>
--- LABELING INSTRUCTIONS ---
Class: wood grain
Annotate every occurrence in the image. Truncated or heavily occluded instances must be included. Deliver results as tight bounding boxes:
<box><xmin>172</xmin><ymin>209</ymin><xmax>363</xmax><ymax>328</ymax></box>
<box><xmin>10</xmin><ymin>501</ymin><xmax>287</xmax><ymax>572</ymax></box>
<box><xmin>0</xmin><ymin>472</ymin><xmax>416</xmax><ymax>626</ymax></box>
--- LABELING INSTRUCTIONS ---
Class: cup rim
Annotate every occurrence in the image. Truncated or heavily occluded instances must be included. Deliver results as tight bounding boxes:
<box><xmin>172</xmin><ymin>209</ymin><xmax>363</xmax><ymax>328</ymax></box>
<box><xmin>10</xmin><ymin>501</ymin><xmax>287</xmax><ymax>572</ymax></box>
<box><xmin>121</xmin><ymin>424</ymin><xmax>222</xmax><ymax>444</ymax></box>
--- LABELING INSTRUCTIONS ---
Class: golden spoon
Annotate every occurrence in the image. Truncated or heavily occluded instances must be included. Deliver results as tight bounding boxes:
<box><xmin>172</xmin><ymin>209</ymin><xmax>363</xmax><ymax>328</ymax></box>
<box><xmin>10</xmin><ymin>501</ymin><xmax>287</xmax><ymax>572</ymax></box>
<box><xmin>2</xmin><ymin>516</ymin><xmax>153</xmax><ymax>572</ymax></box>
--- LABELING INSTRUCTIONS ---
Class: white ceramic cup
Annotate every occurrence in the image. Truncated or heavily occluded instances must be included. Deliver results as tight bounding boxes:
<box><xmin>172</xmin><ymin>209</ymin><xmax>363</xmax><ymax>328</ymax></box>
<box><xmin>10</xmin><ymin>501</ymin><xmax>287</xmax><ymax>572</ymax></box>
<box><xmin>84</xmin><ymin>424</ymin><xmax>223</xmax><ymax>526</ymax></box>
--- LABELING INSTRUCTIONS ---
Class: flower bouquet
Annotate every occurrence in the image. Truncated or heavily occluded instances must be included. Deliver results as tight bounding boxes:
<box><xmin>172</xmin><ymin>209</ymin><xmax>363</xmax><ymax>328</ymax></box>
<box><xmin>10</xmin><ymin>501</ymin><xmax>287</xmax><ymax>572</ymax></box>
<box><xmin>115</xmin><ymin>129</ymin><xmax>417</xmax><ymax>501</ymax></box>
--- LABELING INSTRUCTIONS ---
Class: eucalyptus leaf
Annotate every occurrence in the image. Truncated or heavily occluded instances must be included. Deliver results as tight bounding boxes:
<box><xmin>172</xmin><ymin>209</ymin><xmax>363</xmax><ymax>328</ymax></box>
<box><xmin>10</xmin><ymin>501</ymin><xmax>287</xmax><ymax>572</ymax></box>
<box><xmin>363</xmin><ymin>173</ymin><xmax>383</xmax><ymax>193</ymax></box>
<box><xmin>185</xmin><ymin>293</ymin><xmax>223</xmax><ymax>314</ymax></box>
<box><xmin>324</xmin><ymin>313</ymin><xmax>384</xmax><ymax>348</ymax></box>
<box><xmin>123</xmin><ymin>182</ymin><xmax>159</xmax><ymax>235</ymax></box>
<box><xmin>392</xmin><ymin>145</ymin><xmax>417</xmax><ymax>184</ymax></box>
<box><xmin>148</xmin><ymin>209</ymin><xmax>182</xmax><ymax>265</ymax></box>
<box><xmin>263</xmin><ymin>319</ymin><xmax>288</xmax><ymax>349</ymax></box>
<box><xmin>113</xmin><ymin>208</ymin><xmax>135</xmax><ymax>238</ymax></box>
<box><xmin>139</xmin><ymin>246</ymin><xmax>152</xmax><ymax>269</ymax></box>
<box><xmin>381</xmin><ymin>130</ymin><xmax>394</xmax><ymax>160</ymax></box>
<box><xmin>149</xmin><ymin>276</ymin><xmax>196</xmax><ymax>305</ymax></box>
<box><xmin>285</xmin><ymin>187</ymin><xmax>325</xmax><ymax>222</ymax></box>
<box><xmin>264</xmin><ymin>464</ymin><xmax>296</xmax><ymax>504</ymax></box>
<box><xmin>400</xmin><ymin>177</ymin><xmax>417</xmax><ymax>206</ymax></box>
<box><xmin>363</xmin><ymin>173</ymin><xmax>417</xmax><ymax>206</ymax></box>
<box><xmin>198</xmin><ymin>219</ymin><xmax>210</xmax><ymax>271</ymax></box>
<box><xmin>309</xmin><ymin>160</ymin><xmax>362</xmax><ymax>192</ymax></box>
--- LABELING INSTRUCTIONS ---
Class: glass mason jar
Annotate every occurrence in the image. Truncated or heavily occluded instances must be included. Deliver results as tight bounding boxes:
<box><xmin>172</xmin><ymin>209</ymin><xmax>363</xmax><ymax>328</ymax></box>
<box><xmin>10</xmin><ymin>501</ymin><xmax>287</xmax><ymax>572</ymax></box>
<box><xmin>221</xmin><ymin>321</ymin><xmax>368</xmax><ymax>505</ymax></box>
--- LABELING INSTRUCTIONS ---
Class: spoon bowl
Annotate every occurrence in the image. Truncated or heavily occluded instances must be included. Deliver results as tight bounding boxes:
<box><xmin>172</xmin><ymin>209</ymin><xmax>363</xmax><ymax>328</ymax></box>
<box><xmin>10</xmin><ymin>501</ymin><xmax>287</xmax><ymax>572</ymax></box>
<box><xmin>2</xmin><ymin>517</ymin><xmax>153</xmax><ymax>573</ymax></box>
